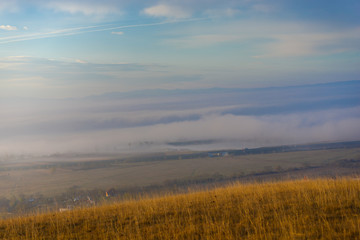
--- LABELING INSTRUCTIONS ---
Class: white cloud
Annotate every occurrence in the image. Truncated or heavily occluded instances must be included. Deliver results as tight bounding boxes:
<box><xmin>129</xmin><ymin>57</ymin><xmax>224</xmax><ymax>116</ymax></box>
<box><xmin>0</xmin><ymin>25</ymin><xmax>17</xmax><ymax>31</ymax></box>
<box><xmin>111</xmin><ymin>31</ymin><xmax>124</xmax><ymax>35</ymax></box>
<box><xmin>143</xmin><ymin>4</ymin><xmax>191</xmax><ymax>19</ymax></box>
<box><xmin>23</xmin><ymin>26</ymin><xmax>28</xmax><ymax>30</ymax></box>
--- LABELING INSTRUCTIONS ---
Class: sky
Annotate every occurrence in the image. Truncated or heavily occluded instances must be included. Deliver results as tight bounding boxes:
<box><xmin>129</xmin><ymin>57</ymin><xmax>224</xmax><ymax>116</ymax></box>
<box><xmin>1</xmin><ymin>0</ymin><xmax>359</xmax><ymax>98</ymax></box>
<box><xmin>0</xmin><ymin>0</ymin><xmax>360</xmax><ymax>155</ymax></box>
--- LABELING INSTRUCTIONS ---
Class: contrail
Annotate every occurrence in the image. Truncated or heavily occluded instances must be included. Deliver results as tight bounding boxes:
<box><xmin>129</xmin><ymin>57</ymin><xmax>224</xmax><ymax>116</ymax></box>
<box><xmin>0</xmin><ymin>18</ymin><xmax>206</xmax><ymax>44</ymax></box>
<box><xmin>0</xmin><ymin>24</ymin><xmax>111</xmax><ymax>41</ymax></box>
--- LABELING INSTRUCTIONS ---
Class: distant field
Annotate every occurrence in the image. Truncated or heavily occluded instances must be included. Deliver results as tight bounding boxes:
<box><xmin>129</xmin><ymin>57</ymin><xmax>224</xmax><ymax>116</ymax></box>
<box><xmin>0</xmin><ymin>147</ymin><xmax>360</xmax><ymax>198</ymax></box>
<box><xmin>1</xmin><ymin>178</ymin><xmax>359</xmax><ymax>239</ymax></box>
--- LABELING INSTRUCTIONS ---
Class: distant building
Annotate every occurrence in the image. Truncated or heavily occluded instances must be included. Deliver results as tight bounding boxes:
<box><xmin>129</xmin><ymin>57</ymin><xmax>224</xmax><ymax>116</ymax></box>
<box><xmin>221</xmin><ymin>152</ymin><xmax>229</xmax><ymax>157</ymax></box>
<box><xmin>208</xmin><ymin>152</ymin><xmax>229</xmax><ymax>158</ymax></box>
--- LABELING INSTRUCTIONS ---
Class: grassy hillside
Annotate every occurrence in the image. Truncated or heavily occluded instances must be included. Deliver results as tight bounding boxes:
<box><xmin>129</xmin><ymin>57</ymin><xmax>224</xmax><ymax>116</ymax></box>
<box><xmin>0</xmin><ymin>178</ymin><xmax>359</xmax><ymax>239</ymax></box>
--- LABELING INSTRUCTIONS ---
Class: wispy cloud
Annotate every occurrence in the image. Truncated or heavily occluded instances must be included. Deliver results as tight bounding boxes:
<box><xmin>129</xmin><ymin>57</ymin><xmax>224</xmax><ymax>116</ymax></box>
<box><xmin>46</xmin><ymin>0</ymin><xmax>121</xmax><ymax>15</ymax></box>
<box><xmin>111</xmin><ymin>31</ymin><xmax>124</xmax><ymax>35</ymax></box>
<box><xmin>0</xmin><ymin>25</ymin><xmax>17</xmax><ymax>31</ymax></box>
<box><xmin>143</xmin><ymin>4</ymin><xmax>191</xmax><ymax>19</ymax></box>
<box><xmin>0</xmin><ymin>2</ymin><xmax>18</xmax><ymax>12</ymax></box>
<box><xmin>257</xmin><ymin>28</ymin><xmax>360</xmax><ymax>58</ymax></box>
<box><xmin>203</xmin><ymin>8</ymin><xmax>241</xmax><ymax>18</ymax></box>
<box><xmin>0</xmin><ymin>55</ymin><xmax>166</xmax><ymax>98</ymax></box>
<box><xmin>0</xmin><ymin>56</ymin><xmax>151</xmax><ymax>72</ymax></box>
<box><xmin>252</xmin><ymin>4</ymin><xmax>276</xmax><ymax>13</ymax></box>
<box><xmin>75</xmin><ymin>59</ymin><xmax>88</xmax><ymax>64</ymax></box>
<box><xmin>165</xmin><ymin>34</ymin><xmax>242</xmax><ymax>48</ymax></box>
<box><xmin>163</xmin><ymin>19</ymin><xmax>360</xmax><ymax>57</ymax></box>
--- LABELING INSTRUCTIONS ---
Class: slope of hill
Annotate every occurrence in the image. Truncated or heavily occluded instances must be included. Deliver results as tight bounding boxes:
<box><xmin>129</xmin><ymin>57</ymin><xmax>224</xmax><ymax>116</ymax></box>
<box><xmin>0</xmin><ymin>178</ymin><xmax>359</xmax><ymax>239</ymax></box>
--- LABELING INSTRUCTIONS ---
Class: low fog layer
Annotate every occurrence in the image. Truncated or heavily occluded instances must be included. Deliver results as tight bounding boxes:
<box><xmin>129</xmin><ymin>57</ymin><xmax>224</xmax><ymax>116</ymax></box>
<box><xmin>1</xmin><ymin>81</ymin><xmax>359</xmax><ymax>155</ymax></box>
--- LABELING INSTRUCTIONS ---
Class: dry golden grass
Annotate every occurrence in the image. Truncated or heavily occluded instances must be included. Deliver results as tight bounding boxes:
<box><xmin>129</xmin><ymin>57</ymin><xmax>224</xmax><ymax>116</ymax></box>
<box><xmin>1</xmin><ymin>178</ymin><xmax>360</xmax><ymax>239</ymax></box>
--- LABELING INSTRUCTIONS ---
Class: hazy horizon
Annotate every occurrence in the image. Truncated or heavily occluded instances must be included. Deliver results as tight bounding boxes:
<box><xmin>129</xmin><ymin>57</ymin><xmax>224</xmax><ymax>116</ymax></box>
<box><xmin>1</xmin><ymin>0</ymin><xmax>360</xmax><ymax>155</ymax></box>
<box><xmin>1</xmin><ymin>80</ymin><xmax>359</xmax><ymax>155</ymax></box>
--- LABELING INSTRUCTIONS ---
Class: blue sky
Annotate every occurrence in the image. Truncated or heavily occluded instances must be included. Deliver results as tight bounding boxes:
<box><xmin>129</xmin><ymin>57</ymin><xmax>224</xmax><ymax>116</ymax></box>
<box><xmin>1</xmin><ymin>0</ymin><xmax>359</xmax><ymax>98</ymax></box>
